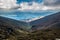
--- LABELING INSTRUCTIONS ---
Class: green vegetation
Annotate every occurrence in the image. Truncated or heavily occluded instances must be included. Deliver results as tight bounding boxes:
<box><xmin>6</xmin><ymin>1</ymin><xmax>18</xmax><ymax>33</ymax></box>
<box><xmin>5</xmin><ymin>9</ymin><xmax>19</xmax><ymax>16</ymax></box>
<box><xmin>0</xmin><ymin>25</ymin><xmax>60</xmax><ymax>40</ymax></box>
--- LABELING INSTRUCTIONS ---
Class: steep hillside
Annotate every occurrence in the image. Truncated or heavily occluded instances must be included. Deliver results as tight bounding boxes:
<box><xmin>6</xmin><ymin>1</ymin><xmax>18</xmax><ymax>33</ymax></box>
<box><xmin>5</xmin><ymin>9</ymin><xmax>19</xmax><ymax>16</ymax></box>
<box><xmin>0</xmin><ymin>16</ymin><xmax>31</xmax><ymax>31</ymax></box>
<box><xmin>30</xmin><ymin>12</ymin><xmax>60</xmax><ymax>31</ymax></box>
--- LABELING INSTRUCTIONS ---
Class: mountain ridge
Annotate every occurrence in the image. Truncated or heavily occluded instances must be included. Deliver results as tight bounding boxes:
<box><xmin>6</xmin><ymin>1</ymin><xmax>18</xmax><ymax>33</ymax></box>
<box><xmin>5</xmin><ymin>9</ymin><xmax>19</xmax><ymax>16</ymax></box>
<box><xmin>30</xmin><ymin>12</ymin><xmax>60</xmax><ymax>31</ymax></box>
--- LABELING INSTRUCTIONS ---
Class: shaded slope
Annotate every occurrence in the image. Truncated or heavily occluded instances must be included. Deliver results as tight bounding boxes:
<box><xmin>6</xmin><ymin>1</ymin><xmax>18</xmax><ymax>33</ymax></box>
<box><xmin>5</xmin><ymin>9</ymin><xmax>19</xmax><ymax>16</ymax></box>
<box><xmin>30</xmin><ymin>12</ymin><xmax>60</xmax><ymax>31</ymax></box>
<box><xmin>0</xmin><ymin>16</ymin><xmax>31</xmax><ymax>31</ymax></box>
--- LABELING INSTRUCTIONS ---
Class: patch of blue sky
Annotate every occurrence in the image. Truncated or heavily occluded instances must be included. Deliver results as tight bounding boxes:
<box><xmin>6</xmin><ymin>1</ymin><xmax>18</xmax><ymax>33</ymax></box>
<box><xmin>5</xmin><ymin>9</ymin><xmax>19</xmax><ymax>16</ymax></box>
<box><xmin>17</xmin><ymin>0</ymin><xmax>43</xmax><ymax>3</ymax></box>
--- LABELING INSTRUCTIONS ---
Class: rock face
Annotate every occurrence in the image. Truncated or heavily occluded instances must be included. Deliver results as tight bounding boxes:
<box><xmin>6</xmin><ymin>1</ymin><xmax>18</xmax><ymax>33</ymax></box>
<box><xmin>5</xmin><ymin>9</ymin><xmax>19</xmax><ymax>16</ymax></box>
<box><xmin>0</xmin><ymin>12</ymin><xmax>60</xmax><ymax>32</ymax></box>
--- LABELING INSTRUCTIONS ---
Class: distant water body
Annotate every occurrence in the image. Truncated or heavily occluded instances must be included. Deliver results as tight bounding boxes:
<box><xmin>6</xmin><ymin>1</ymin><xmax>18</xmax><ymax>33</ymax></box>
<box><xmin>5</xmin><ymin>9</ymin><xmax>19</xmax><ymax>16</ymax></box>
<box><xmin>0</xmin><ymin>10</ymin><xmax>59</xmax><ymax>21</ymax></box>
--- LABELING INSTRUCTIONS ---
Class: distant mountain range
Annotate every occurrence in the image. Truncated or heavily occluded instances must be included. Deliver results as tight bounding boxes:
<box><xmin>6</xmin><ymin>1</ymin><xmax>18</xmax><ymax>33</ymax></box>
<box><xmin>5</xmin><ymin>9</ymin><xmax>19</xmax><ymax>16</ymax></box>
<box><xmin>0</xmin><ymin>12</ymin><xmax>60</xmax><ymax>32</ymax></box>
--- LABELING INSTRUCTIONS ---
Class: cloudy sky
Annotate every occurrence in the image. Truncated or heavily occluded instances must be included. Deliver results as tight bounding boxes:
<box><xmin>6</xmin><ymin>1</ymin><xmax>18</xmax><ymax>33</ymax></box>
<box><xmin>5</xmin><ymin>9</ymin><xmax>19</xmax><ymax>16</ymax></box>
<box><xmin>0</xmin><ymin>0</ymin><xmax>60</xmax><ymax>11</ymax></box>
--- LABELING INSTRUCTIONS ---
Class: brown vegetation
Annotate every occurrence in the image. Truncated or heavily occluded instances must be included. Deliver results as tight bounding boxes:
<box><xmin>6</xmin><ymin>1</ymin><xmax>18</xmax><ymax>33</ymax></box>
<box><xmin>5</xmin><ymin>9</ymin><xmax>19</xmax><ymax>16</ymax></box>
<box><xmin>0</xmin><ymin>25</ymin><xmax>60</xmax><ymax>40</ymax></box>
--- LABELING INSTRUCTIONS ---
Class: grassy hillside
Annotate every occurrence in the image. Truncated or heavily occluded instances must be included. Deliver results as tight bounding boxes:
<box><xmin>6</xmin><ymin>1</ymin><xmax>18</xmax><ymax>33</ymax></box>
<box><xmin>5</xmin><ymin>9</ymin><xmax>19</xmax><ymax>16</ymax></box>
<box><xmin>0</xmin><ymin>24</ymin><xmax>60</xmax><ymax>40</ymax></box>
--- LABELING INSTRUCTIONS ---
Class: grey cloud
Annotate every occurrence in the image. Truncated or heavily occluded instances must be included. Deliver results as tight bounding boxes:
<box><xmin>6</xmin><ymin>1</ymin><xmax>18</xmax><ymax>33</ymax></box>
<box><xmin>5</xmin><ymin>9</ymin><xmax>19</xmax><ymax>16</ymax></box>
<box><xmin>44</xmin><ymin>0</ymin><xmax>60</xmax><ymax>6</ymax></box>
